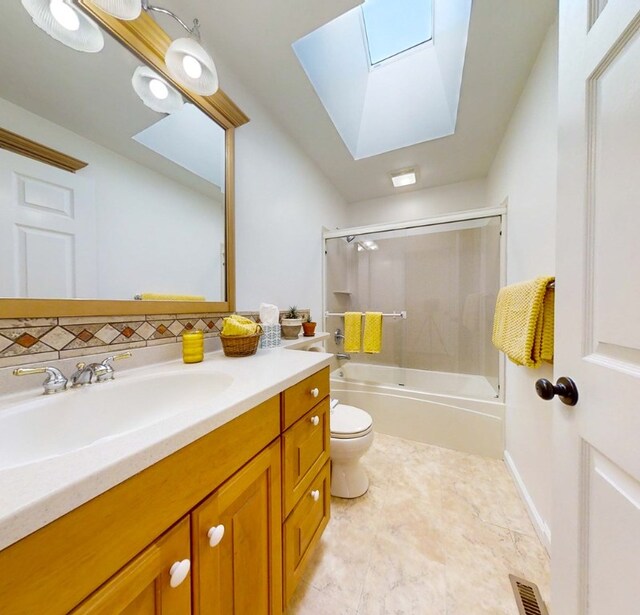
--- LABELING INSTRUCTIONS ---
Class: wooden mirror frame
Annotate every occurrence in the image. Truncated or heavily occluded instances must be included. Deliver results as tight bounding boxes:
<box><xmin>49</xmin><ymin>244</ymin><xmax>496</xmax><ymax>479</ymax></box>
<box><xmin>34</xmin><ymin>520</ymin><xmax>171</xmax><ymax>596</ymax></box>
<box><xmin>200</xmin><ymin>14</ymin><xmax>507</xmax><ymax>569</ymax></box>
<box><xmin>0</xmin><ymin>2</ymin><xmax>248</xmax><ymax>318</ymax></box>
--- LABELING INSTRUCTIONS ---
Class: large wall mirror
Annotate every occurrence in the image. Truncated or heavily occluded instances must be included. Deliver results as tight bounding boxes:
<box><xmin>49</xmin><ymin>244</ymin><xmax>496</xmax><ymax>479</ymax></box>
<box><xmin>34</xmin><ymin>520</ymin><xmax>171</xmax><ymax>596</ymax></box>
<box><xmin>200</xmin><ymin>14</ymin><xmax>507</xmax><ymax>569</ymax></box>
<box><xmin>0</xmin><ymin>1</ymin><xmax>248</xmax><ymax>318</ymax></box>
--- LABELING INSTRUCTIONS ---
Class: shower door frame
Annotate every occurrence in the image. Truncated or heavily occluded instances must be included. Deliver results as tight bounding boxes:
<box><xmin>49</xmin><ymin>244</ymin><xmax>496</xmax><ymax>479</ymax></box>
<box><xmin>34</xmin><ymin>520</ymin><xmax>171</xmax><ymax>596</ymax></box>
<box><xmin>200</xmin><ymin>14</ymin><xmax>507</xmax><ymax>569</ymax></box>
<box><xmin>322</xmin><ymin>205</ymin><xmax>507</xmax><ymax>403</ymax></box>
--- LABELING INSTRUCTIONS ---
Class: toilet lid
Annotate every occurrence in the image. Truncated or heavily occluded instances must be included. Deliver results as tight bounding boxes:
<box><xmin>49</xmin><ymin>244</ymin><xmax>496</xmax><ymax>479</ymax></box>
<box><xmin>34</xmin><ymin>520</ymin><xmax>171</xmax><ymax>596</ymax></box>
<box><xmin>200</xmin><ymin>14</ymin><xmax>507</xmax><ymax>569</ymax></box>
<box><xmin>330</xmin><ymin>404</ymin><xmax>373</xmax><ymax>439</ymax></box>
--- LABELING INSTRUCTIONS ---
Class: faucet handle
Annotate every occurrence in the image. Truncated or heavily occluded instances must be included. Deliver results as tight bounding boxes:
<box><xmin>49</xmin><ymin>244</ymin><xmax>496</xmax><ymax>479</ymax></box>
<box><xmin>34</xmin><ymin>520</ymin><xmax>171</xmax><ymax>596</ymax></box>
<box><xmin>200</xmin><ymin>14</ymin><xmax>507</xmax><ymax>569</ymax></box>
<box><xmin>13</xmin><ymin>366</ymin><xmax>68</xmax><ymax>395</ymax></box>
<box><xmin>98</xmin><ymin>351</ymin><xmax>132</xmax><ymax>382</ymax></box>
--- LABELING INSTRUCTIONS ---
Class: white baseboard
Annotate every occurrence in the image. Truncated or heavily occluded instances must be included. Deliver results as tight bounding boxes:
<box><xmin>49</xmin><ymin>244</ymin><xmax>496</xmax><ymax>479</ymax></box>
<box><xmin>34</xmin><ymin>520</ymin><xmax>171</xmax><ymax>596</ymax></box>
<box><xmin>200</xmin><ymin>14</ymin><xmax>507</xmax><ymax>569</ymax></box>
<box><xmin>503</xmin><ymin>450</ymin><xmax>551</xmax><ymax>553</ymax></box>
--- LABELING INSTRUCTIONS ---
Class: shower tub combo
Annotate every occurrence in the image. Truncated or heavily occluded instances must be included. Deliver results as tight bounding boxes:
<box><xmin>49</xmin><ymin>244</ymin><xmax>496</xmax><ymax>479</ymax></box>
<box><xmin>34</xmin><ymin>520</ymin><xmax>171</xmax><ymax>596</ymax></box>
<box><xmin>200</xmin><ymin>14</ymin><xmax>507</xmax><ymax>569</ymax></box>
<box><xmin>330</xmin><ymin>362</ymin><xmax>504</xmax><ymax>458</ymax></box>
<box><xmin>324</xmin><ymin>208</ymin><xmax>506</xmax><ymax>459</ymax></box>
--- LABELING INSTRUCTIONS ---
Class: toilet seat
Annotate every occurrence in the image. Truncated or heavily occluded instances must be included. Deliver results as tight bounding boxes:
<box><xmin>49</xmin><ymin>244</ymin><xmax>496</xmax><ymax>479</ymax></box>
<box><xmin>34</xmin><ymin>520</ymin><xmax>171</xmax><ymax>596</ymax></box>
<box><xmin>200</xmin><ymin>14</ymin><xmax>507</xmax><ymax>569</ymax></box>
<box><xmin>330</xmin><ymin>404</ymin><xmax>373</xmax><ymax>439</ymax></box>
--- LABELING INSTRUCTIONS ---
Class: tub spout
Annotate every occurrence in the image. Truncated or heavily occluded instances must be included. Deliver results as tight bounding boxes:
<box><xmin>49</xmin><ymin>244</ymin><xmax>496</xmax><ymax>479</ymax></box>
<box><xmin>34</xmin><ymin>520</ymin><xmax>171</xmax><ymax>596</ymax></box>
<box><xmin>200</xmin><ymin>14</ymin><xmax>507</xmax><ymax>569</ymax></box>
<box><xmin>336</xmin><ymin>353</ymin><xmax>351</xmax><ymax>360</ymax></box>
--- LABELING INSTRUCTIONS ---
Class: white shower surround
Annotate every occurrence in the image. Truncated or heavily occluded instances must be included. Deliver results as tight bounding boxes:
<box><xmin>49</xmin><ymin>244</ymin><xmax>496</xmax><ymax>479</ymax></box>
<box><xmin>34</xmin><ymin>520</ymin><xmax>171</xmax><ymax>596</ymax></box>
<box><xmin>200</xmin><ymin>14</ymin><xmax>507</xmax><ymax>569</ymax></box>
<box><xmin>331</xmin><ymin>363</ymin><xmax>504</xmax><ymax>458</ymax></box>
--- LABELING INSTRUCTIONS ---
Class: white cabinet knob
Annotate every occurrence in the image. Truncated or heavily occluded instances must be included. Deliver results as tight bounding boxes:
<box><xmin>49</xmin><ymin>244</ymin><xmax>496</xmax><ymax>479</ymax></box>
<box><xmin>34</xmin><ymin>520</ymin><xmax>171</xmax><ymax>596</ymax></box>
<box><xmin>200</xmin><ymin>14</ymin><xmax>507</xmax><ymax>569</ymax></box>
<box><xmin>310</xmin><ymin>415</ymin><xmax>320</xmax><ymax>426</ymax></box>
<box><xmin>207</xmin><ymin>524</ymin><xmax>225</xmax><ymax>548</ymax></box>
<box><xmin>310</xmin><ymin>387</ymin><xmax>319</xmax><ymax>398</ymax></box>
<box><xmin>169</xmin><ymin>559</ymin><xmax>190</xmax><ymax>588</ymax></box>
<box><xmin>310</xmin><ymin>489</ymin><xmax>320</xmax><ymax>502</ymax></box>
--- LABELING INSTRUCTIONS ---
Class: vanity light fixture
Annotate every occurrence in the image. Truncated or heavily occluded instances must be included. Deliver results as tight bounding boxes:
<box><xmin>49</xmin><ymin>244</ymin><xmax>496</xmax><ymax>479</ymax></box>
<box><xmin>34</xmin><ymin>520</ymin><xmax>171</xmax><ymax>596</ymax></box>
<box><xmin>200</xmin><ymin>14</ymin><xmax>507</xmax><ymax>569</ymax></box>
<box><xmin>390</xmin><ymin>168</ymin><xmax>417</xmax><ymax>188</ymax></box>
<box><xmin>87</xmin><ymin>0</ymin><xmax>142</xmax><ymax>21</ymax></box>
<box><xmin>131</xmin><ymin>65</ymin><xmax>184</xmax><ymax>114</ymax></box>
<box><xmin>21</xmin><ymin>0</ymin><xmax>104</xmax><ymax>52</ymax></box>
<box><xmin>141</xmin><ymin>0</ymin><xmax>219</xmax><ymax>96</ymax></box>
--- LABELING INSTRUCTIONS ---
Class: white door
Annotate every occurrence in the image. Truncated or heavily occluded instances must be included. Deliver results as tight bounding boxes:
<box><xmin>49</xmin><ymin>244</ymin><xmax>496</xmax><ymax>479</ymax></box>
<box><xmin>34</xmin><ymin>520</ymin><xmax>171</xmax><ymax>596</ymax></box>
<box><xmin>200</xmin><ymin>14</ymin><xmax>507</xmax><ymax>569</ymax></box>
<box><xmin>554</xmin><ymin>0</ymin><xmax>640</xmax><ymax>613</ymax></box>
<box><xmin>0</xmin><ymin>150</ymin><xmax>97</xmax><ymax>298</ymax></box>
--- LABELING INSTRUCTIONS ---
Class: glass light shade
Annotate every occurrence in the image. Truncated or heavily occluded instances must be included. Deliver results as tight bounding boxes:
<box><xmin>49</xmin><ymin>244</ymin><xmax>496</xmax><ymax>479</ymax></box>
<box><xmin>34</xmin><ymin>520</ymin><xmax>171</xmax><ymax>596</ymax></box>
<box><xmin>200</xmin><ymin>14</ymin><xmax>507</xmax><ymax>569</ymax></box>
<box><xmin>49</xmin><ymin>0</ymin><xmax>80</xmax><ymax>31</ymax></box>
<box><xmin>21</xmin><ymin>0</ymin><xmax>104</xmax><ymax>53</ymax></box>
<box><xmin>149</xmin><ymin>79</ymin><xmax>168</xmax><ymax>100</ymax></box>
<box><xmin>131</xmin><ymin>66</ymin><xmax>184</xmax><ymax>113</ymax></box>
<box><xmin>165</xmin><ymin>38</ymin><xmax>218</xmax><ymax>96</ymax></box>
<box><xmin>87</xmin><ymin>0</ymin><xmax>142</xmax><ymax>21</ymax></box>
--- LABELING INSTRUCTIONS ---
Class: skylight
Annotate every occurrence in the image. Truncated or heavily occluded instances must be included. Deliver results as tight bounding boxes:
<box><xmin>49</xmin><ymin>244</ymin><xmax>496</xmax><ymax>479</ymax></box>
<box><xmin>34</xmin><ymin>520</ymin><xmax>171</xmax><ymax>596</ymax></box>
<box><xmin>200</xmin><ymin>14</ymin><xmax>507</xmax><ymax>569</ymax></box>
<box><xmin>292</xmin><ymin>0</ymin><xmax>472</xmax><ymax>159</ymax></box>
<box><xmin>361</xmin><ymin>0</ymin><xmax>433</xmax><ymax>65</ymax></box>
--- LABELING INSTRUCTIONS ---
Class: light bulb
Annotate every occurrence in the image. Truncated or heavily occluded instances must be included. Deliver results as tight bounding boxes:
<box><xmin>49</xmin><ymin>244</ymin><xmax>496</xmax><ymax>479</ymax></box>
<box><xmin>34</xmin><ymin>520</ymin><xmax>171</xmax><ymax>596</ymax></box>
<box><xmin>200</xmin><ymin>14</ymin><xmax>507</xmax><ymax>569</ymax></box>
<box><xmin>149</xmin><ymin>78</ymin><xmax>169</xmax><ymax>100</ymax></box>
<box><xmin>49</xmin><ymin>0</ymin><xmax>80</xmax><ymax>31</ymax></box>
<box><xmin>182</xmin><ymin>55</ymin><xmax>203</xmax><ymax>79</ymax></box>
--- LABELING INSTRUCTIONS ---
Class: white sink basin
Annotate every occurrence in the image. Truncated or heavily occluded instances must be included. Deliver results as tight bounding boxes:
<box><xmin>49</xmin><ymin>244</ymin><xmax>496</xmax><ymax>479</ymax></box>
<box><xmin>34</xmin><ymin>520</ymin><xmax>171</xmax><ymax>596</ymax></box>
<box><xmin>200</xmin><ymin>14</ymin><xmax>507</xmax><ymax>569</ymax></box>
<box><xmin>0</xmin><ymin>369</ymin><xmax>234</xmax><ymax>470</ymax></box>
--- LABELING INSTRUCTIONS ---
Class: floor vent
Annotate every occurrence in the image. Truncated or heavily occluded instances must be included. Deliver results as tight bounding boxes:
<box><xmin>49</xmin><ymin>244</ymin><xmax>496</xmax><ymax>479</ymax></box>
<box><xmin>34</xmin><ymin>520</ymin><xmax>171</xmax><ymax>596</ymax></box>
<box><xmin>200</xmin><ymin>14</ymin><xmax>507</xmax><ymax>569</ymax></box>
<box><xmin>509</xmin><ymin>574</ymin><xmax>549</xmax><ymax>615</ymax></box>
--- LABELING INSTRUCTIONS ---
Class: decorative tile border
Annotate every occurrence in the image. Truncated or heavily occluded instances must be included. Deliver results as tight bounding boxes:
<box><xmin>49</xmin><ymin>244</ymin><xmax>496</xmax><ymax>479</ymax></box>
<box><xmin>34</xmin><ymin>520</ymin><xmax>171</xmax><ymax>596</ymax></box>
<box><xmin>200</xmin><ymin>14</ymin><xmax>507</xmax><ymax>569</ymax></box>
<box><xmin>0</xmin><ymin>309</ymin><xmax>310</xmax><ymax>367</ymax></box>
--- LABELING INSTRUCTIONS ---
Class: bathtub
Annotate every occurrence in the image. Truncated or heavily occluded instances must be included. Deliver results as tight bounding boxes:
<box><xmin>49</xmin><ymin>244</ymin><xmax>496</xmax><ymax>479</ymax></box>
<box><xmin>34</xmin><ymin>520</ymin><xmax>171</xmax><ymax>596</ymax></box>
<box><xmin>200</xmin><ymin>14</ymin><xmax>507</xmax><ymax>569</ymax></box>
<box><xmin>330</xmin><ymin>363</ymin><xmax>504</xmax><ymax>458</ymax></box>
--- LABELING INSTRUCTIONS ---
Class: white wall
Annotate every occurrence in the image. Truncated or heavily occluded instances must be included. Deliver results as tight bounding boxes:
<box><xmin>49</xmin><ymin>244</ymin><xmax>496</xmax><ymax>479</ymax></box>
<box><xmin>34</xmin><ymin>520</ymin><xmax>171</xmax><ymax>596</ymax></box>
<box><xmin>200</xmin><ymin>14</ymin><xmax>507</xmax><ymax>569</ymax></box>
<box><xmin>346</xmin><ymin>178</ymin><xmax>487</xmax><ymax>226</ymax></box>
<box><xmin>218</xmin><ymin>67</ymin><xmax>348</xmax><ymax>320</ymax></box>
<box><xmin>0</xmin><ymin>97</ymin><xmax>225</xmax><ymax>301</ymax></box>
<box><xmin>487</xmin><ymin>23</ymin><xmax>558</xmax><ymax>549</ymax></box>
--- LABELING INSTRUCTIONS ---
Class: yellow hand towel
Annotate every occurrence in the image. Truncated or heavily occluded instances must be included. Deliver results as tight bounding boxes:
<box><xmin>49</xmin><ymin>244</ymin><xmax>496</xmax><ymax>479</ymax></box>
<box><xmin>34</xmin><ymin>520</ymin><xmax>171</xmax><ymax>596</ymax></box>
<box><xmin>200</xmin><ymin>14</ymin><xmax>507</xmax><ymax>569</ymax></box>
<box><xmin>138</xmin><ymin>293</ymin><xmax>205</xmax><ymax>301</ymax></box>
<box><xmin>492</xmin><ymin>276</ymin><xmax>554</xmax><ymax>368</ymax></box>
<box><xmin>540</xmin><ymin>287</ymin><xmax>554</xmax><ymax>364</ymax></box>
<box><xmin>363</xmin><ymin>312</ymin><xmax>383</xmax><ymax>354</ymax></box>
<box><xmin>344</xmin><ymin>312</ymin><xmax>362</xmax><ymax>353</ymax></box>
<box><xmin>221</xmin><ymin>315</ymin><xmax>258</xmax><ymax>336</ymax></box>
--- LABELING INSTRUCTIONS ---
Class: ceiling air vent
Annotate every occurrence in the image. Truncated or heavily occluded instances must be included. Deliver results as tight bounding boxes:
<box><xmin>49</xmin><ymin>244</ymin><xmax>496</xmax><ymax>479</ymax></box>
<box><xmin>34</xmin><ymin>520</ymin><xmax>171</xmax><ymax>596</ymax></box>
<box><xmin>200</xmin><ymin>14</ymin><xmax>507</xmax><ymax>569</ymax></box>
<box><xmin>509</xmin><ymin>574</ymin><xmax>549</xmax><ymax>615</ymax></box>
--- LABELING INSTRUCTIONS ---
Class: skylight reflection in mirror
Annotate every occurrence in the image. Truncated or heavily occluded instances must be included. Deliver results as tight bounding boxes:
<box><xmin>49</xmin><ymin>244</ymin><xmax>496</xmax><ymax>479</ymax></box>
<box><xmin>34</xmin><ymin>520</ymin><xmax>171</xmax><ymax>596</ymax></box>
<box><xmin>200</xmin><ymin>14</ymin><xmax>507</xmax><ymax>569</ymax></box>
<box><xmin>361</xmin><ymin>0</ymin><xmax>433</xmax><ymax>65</ymax></box>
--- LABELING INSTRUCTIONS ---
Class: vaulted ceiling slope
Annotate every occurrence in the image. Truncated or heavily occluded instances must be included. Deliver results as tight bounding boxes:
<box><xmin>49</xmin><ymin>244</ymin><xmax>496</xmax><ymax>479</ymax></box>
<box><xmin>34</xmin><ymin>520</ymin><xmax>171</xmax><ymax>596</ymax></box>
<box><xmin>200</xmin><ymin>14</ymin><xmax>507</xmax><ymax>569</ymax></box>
<box><xmin>165</xmin><ymin>0</ymin><xmax>557</xmax><ymax>203</ymax></box>
<box><xmin>293</xmin><ymin>0</ymin><xmax>472</xmax><ymax>160</ymax></box>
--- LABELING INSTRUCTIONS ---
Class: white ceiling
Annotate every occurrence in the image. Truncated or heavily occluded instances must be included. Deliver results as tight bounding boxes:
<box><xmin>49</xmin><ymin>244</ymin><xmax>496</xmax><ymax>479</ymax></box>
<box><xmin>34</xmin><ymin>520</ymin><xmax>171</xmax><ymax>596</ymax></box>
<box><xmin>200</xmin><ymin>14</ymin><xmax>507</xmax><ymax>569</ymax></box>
<box><xmin>160</xmin><ymin>0</ymin><xmax>557</xmax><ymax>203</ymax></box>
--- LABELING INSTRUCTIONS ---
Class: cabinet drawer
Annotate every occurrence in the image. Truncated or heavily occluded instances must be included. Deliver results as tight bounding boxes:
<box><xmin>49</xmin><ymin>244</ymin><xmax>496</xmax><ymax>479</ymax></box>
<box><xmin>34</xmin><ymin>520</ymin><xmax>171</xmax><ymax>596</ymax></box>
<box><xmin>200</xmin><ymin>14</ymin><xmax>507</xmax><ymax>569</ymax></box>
<box><xmin>283</xmin><ymin>461</ymin><xmax>331</xmax><ymax>603</ymax></box>
<box><xmin>282</xmin><ymin>399</ymin><xmax>330</xmax><ymax>517</ymax></box>
<box><xmin>282</xmin><ymin>367</ymin><xmax>330</xmax><ymax>430</ymax></box>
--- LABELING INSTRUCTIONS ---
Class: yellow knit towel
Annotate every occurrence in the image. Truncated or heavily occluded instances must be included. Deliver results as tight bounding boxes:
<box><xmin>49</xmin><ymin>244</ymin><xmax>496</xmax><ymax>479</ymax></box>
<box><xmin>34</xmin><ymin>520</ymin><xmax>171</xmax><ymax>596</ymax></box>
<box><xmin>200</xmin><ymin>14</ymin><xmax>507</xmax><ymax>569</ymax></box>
<box><xmin>344</xmin><ymin>312</ymin><xmax>362</xmax><ymax>353</ymax></box>
<box><xmin>138</xmin><ymin>293</ymin><xmax>205</xmax><ymax>301</ymax></box>
<box><xmin>492</xmin><ymin>276</ymin><xmax>555</xmax><ymax>368</ymax></box>
<box><xmin>540</xmin><ymin>287</ymin><xmax>554</xmax><ymax>364</ymax></box>
<box><xmin>363</xmin><ymin>312</ymin><xmax>383</xmax><ymax>354</ymax></box>
<box><xmin>221</xmin><ymin>315</ymin><xmax>259</xmax><ymax>336</ymax></box>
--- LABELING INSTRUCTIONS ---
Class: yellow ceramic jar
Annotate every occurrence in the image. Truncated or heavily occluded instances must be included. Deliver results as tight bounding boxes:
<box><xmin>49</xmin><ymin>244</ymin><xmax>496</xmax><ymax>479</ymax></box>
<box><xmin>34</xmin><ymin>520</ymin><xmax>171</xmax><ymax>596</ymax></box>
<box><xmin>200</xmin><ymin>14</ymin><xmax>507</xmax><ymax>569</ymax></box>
<box><xmin>182</xmin><ymin>330</ymin><xmax>204</xmax><ymax>363</ymax></box>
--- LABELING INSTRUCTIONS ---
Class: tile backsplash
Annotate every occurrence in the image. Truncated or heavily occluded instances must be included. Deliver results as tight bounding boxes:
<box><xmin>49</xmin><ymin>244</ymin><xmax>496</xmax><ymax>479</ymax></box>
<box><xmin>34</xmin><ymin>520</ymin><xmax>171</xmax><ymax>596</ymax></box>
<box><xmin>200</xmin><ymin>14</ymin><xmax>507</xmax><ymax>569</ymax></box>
<box><xmin>0</xmin><ymin>310</ymin><xmax>310</xmax><ymax>368</ymax></box>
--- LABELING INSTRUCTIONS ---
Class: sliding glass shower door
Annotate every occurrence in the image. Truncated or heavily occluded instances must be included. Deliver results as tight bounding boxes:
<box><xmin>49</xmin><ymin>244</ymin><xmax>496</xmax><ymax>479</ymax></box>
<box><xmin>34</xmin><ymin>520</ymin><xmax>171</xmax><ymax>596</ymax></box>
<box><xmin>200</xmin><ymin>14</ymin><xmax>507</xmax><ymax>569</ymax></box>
<box><xmin>324</xmin><ymin>215</ymin><xmax>502</xmax><ymax>396</ymax></box>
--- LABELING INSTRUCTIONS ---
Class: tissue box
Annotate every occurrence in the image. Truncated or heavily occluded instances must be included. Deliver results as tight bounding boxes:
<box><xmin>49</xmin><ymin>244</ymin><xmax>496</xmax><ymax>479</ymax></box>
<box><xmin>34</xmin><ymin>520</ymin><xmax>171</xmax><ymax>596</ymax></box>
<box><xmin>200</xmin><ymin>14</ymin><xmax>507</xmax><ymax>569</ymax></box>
<box><xmin>259</xmin><ymin>324</ymin><xmax>281</xmax><ymax>348</ymax></box>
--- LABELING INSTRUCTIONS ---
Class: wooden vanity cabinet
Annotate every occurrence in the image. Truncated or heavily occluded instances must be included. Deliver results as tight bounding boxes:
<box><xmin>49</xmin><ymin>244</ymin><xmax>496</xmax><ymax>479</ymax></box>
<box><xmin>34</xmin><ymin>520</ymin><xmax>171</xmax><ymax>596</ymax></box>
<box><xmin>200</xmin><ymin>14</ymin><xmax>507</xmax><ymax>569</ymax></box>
<box><xmin>0</xmin><ymin>366</ymin><xmax>331</xmax><ymax>615</ymax></box>
<box><xmin>71</xmin><ymin>517</ymin><xmax>192</xmax><ymax>615</ymax></box>
<box><xmin>281</xmin><ymin>368</ymin><xmax>331</xmax><ymax>604</ymax></box>
<box><xmin>192</xmin><ymin>440</ymin><xmax>282</xmax><ymax>615</ymax></box>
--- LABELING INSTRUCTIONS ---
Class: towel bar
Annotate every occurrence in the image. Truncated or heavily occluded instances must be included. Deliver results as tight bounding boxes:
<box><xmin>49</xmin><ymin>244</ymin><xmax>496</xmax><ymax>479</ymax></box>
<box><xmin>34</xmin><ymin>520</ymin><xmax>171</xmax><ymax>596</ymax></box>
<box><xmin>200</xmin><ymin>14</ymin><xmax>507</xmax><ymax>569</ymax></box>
<box><xmin>324</xmin><ymin>311</ymin><xmax>407</xmax><ymax>319</ymax></box>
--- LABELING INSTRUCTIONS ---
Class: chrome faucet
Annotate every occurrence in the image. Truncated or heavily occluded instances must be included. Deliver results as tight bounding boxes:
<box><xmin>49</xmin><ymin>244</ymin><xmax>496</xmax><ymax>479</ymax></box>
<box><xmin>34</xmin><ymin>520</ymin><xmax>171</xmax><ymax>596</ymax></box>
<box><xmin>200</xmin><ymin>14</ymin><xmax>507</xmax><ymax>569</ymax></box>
<box><xmin>334</xmin><ymin>329</ymin><xmax>345</xmax><ymax>345</ymax></box>
<box><xmin>70</xmin><ymin>362</ymin><xmax>109</xmax><ymax>387</ymax></box>
<box><xmin>97</xmin><ymin>351</ymin><xmax>132</xmax><ymax>382</ymax></box>
<box><xmin>70</xmin><ymin>351</ymin><xmax>131</xmax><ymax>387</ymax></box>
<box><xmin>13</xmin><ymin>366</ymin><xmax>68</xmax><ymax>395</ymax></box>
<box><xmin>336</xmin><ymin>353</ymin><xmax>351</xmax><ymax>360</ymax></box>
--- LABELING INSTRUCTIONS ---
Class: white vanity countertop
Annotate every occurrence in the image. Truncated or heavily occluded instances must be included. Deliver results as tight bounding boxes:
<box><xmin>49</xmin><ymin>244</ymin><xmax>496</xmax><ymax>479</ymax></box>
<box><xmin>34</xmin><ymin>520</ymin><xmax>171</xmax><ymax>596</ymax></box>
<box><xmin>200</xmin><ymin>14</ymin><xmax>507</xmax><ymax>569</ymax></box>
<box><xmin>0</xmin><ymin>335</ymin><xmax>332</xmax><ymax>551</ymax></box>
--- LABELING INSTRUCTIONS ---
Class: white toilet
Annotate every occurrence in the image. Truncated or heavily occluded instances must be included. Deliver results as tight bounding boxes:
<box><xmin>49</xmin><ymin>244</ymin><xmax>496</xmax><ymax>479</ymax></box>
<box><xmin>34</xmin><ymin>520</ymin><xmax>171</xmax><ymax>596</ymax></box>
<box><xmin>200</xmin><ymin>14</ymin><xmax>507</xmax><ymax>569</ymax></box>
<box><xmin>330</xmin><ymin>401</ymin><xmax>374</xmax><ymax>498</ymax></box>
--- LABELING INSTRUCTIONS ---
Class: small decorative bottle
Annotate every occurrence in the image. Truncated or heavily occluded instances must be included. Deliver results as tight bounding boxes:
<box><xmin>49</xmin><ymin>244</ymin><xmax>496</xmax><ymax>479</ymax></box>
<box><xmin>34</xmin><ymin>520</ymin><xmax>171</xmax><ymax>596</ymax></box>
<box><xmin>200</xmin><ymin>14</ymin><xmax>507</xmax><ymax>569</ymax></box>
<box><xmin>182</xmin><ymin>330</ymin><xmax>204</xmax><ymax>363</ymax></box>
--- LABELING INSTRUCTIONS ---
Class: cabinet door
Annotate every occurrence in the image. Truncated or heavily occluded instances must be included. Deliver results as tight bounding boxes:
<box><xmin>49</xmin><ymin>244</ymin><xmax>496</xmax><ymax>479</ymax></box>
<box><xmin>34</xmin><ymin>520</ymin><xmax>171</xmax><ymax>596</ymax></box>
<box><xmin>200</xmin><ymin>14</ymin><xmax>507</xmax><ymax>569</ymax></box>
<box><xmin>192</xmin><ymin>440</ymin><xmax>282</xmax><ymax>615</ymax></box>
<box><xmin>71</xmin><ymin>517</ymin><xmax>191</xmax><ymax>615</ymax></box>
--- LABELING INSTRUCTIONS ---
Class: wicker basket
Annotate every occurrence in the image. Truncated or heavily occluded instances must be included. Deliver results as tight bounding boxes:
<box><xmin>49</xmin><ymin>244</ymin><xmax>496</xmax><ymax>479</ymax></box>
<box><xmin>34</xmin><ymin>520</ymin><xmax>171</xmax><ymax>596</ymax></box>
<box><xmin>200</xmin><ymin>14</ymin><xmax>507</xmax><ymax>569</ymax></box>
<box><xmin>220</xmin><ymin>325</ymin><xmax>263</xmax><ymax>357</ymax></box>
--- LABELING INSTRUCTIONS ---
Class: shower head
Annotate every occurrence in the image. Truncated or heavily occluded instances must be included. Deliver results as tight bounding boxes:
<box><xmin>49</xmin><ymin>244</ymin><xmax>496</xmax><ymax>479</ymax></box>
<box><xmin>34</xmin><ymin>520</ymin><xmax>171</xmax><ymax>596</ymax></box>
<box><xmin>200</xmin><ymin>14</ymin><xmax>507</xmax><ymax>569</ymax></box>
<box><xmin>345</xmin><ymin>235</ymin><xmax>356</xmax><ymax>243</ymax></box>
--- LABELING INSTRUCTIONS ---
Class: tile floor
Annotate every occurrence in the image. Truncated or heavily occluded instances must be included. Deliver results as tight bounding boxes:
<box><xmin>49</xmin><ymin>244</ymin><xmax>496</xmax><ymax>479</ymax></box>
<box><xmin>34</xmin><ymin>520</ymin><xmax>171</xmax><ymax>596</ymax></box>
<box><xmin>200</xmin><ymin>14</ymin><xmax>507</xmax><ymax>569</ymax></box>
<box><xmin>289</xmin><ymin>433</ymin><xmax>550</xmax><ymax>615</ymax></box>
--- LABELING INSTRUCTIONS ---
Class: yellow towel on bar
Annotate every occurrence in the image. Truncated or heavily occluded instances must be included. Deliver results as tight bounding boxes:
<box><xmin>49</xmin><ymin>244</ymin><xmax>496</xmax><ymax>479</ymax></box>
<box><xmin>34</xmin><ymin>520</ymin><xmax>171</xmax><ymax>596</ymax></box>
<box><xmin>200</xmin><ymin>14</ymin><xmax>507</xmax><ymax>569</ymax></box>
<box><xmin>221</xmin><ymin>314</ymin><xmax>259</xmax><ymax>336</ymax></box>
<box><xmin>492</xmin><ymin>276</ymin><xmax>555</xmax><ymax>368</ymax></box>
<box><xmin>138</xmin><ymin>293</ymin><xmax>205</xmax><ymax>301</ymax></box>
<box><xmin>344</xmin><ymin>312</ymin><xmax>362</xmax><ymax>353</ymax></box>
<box><xmin>363</xmin><ymin>312</ymin><xmax>383</xmax><ymax>354</ymax></box>
<box><xmin>540</xmin><ymin>287</ymin><xmax>554</xmax><ymax>363</ymax></box>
